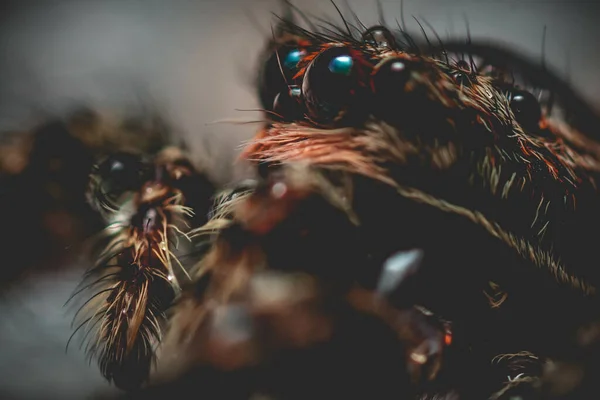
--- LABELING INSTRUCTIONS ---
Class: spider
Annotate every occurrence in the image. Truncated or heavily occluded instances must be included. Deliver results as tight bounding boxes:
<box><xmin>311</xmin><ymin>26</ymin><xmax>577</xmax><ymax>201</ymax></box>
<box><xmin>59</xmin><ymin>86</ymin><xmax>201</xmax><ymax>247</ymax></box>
<box><xmin>5</xmin><ymin>2</ymin><xmax>599</xmax><ymax>399</ymax></box>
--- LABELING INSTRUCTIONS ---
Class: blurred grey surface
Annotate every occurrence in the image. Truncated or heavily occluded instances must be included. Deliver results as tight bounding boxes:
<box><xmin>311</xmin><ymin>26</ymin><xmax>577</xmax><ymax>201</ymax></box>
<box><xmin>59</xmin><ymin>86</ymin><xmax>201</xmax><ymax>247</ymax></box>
<box><xmin>0</xmin><ymin>0</ymin><xmax>598</xmax><ymax>399</ymax></box>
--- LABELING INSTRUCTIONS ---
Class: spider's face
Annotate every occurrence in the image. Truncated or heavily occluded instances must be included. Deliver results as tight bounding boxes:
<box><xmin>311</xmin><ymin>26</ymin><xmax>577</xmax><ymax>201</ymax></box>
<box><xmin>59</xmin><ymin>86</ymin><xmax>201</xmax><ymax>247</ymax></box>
<box><xmin>57</xmin><ymin>8</ymin><xmax>600</xmax><ymax>398</ymax></box>
<box><xmin>245</xmin><ymin>23</ymin><xmax>600</xmax><ymax>319</ymax></box>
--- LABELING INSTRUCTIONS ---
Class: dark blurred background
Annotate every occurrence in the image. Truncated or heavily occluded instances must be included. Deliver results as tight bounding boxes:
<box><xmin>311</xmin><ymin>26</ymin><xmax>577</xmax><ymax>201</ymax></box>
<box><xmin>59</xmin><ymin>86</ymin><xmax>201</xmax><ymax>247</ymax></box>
<box><xmin>0</xmin><ymin>0</ymin><xmax>598</xmax><ymax>399</ymax></box>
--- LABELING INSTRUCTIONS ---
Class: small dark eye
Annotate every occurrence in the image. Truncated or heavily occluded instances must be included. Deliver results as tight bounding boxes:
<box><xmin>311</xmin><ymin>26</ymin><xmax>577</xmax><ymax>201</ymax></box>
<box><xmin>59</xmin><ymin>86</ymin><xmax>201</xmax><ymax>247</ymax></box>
<box><xmin>259</xmin><ymin>45</ymin><xmax>306</xmax><ymax>112</ymax></box>
<box><xmin>361</xmin><ymin>26</ymin><xmax>396</xmax><ymax>49</ymax></box>
<box><xmin>451</xmin><ymin>60</ymin><xmax>474</xmax><ymax>87</ymax></box>
<box><xmin>452</xmin><ymin>71</ymin><xmax>472</xmax><ymax>87</ymax></box>
<box><xmin>273</xmin><ymin>85</ymin><xmax>304</xmax><ymax>121</ymax></box>
<box><xmin>371</xmin><ymin>57</ymin><xmax>442</xmax><ymax>127</ymax></box>
<box><xmin>371</xmin><ymin>58</ymin><xmax>411</xmax><ymax>95</ymax></box>
<box><xmin>96</xmin><ymin>152</ymin><xmax>148</xmax><ymax>196</ymax></box>
<box><xmin>302</xmin><ymin>46</ymin><xmax>367</xmax><ymax>125</ymax></box>
<box><xmin>508</xmin><ymin>89</ymin><xmax>542</xmax><ymax>131</ymax></box>
<box><xmin>370</xmin><ymin>58</ymin><xmax>413</xmax><ymax>120</ymax></box>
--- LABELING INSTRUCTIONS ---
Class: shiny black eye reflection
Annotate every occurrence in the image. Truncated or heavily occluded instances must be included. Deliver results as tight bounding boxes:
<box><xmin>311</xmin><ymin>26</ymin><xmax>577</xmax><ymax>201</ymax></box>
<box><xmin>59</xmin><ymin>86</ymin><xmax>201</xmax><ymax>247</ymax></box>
<box><xmin>361</xmin><ymin>26</ymin><xmax>397</xmax><ymax>50</ymax></box>
<box><xmin>272</xmin><ymin>85</ymin><xmax>304</xmax><ymax>121</ymax></box>
<box><xmin>96</xmin><ymin>152</ymin><xmax>151</xmax><ymax>198</ymax></box>
<box><xmin>258</xmin><ymin>44</ymin><xmax>307</xmax><ymax>114</ymax></box>
<box><xmin>370</xmin><ymin>57</ymin><xmax>414</xmax><ymax>123</ymax></box>
<box><xmin>508</xmin><ymin>89</ymin><xmax>542</xmax><ymax>131</ymax></box>
<box><xmin>302</xmin><ymin>46</ymin><xmax>369</xmax><ymax>126</ymax></box>
<box><xmin>371</xmin><ymin>58</ymin><xmax>411</xmax><ymax>94</ymax></box>
<box><xmin>452</xmin><ymin>60</ymin><xmax>474</xmax><ymax>87</ymax></box>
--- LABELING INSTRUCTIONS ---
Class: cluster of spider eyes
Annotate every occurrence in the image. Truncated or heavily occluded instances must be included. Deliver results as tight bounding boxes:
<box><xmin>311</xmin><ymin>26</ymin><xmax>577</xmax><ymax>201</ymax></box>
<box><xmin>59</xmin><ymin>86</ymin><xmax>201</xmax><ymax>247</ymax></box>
<box><xmin>262</xmin><ymin>26</ymin><xmax>543</xmax><ymax>132</ymax></box>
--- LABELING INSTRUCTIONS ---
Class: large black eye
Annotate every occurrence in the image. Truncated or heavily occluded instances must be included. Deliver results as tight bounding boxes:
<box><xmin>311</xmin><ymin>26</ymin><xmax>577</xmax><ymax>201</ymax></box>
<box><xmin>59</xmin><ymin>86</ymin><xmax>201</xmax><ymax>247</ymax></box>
<box><xmin>95</xmin><ymin>152</ymin><xmax>149</xmax><ymax>198</ymax></box>
<box><xmin>508</xmin><ymin>89</ymin><xmax>542</xmax><ymax>131</ymax></box>
<box><xmin>361</xmin><ymin>26</ymin><xmax>396</xmax><ymax>50</ymax></box>
<box><xmin>302</xmin><ymin>46</ymin><xmax>367</xmax><ymax>125</ymax></box>
<box><xmin>258</xmin><ymin>44</ymin><xmax>307</xmax><ymax>113</ymax></box>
